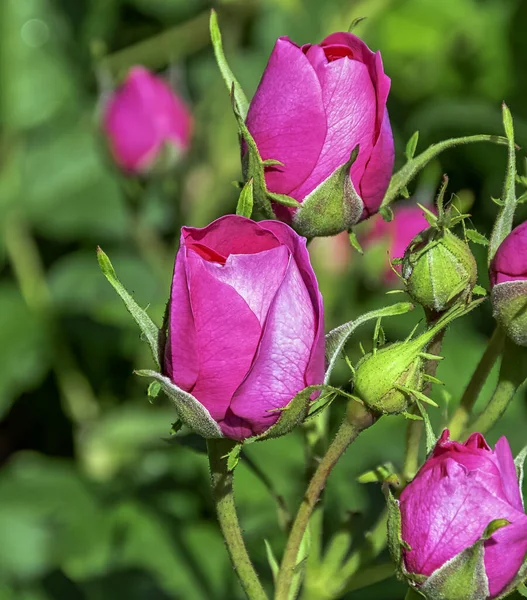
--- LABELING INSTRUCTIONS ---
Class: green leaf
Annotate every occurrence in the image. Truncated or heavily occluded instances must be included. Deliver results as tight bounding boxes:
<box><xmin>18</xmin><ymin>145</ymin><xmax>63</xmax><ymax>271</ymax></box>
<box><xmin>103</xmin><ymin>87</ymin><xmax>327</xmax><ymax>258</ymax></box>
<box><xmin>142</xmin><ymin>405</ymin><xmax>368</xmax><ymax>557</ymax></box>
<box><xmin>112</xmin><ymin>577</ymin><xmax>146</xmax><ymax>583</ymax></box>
<box><xmin>147</xmin><ymin>381</ymin><xmax>161</xmax><ymax>399</ymax></box>
<box><xmin>236</xmin><ymin>178</ymin><xmax>254</xmax><ymax>218</ymax></box>
<box><xmin>414</xmin><ymin>399</ymin><xmax>437</xmax><ymax>455</ymax></box>
<box><xmin>97</xmin><ymin>248</ymin><xmax>162</xmax><ymax>368</ymax></box>
<box><xmin>488</xmin><ymin>103</ymin><xmax>518</xmax><ymax>265</ymax></box>
<box><xmin>348</xmin><ymin>230</ymin><xmax>364</xmax><ymax>254</ymax></box>
<box><xmin>379</xmin><ymin>205</ymin><xmax>394</xmax><ymax>222</ymax></box>
<box><xmin>267</xmin><ymin>191</ymin><xmax>301</xmax><ymax>208</ymax></box>
<box><xmin>517</xmin><ymin>583</ymin><xmax>527</xmax><ymax>598</ymax></box>
<box><xmin>348</xmin><ymin>16</ymin><xmax>367</xmax><ymax>32</ymax></box>
<box><xmin>465</xmin><ymin>229</ymin><xmax>489</xmax><ymax>246</ymax></box>
<box><xmin>482</xmin><ymin>518</ymin><xmax>510</xmax><ymax>539</ymax></box>
<box><xmin>290</xmin><ymin>526</ymin><xmax>311</xmax><ymax>600</ymax></box>
<box><xmin>472</xmin><ymin>284</ymin><xmax>487</xmax><ymax>296</ymax></box>
<box><xmin>405</xmin><ymin>131</ymin><xmax>420</xmax><ymax>161</ymax></box>
<box><xmin>135</xmin><ymin>370</ymin><xmax>223</xmax><ymax>439</ymax></box>
<box><xmin>225</xmin><ymin>443</ymin><xmax>243</xmax><ymax>472</ymax></box>
<box><xmin>293</xmin><ymin>147</ymin><xmax>364</xmax><ymax>238</ymax></box>
<box><xmin>381</xmin><ymin>134</ymin><xmax>509</xmax><ymax>209</ymax></box>
<box><xmin>325</xmin><ymin>302</ymin><xmax>414</xmax><ymax>384</ymax></box>
<box><xmin>209</xmin><ymin>10</ymin><xmax>249</xmax><ymax>120</ymax></box>
<box><xmin>264</xmin><ymin>540</ymin><xmax>280</xmax><ymax>583</ymax></box>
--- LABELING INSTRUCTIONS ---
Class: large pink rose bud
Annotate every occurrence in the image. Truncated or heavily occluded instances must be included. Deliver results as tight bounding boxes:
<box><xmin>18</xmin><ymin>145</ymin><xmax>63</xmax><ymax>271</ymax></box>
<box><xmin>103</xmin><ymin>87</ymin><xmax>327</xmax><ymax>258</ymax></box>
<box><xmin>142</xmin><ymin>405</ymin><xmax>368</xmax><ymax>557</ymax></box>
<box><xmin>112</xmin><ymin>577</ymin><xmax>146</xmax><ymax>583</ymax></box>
<box><xmin>164</xmin><ymin>215</ymin><xmax>325</xmax><ymax>441</ymax></box>
<box><xmin>364</xmin><ymin>204</ymin><xmax>433</xmax><ymax>282</ymax></box>
<box><xmin>102</xmin><ymin>66</ymin><xmax>192</xmax><ymax>173</ymax></box>
<box><xmin>245</xmin><ymin>32</ymin><xmax>394</xmax><ymax>237</ymax></box>
<box><xmin>396</xmin><ymin>430</ymin><xmax>527</xmax><ymax>598</ymax></box>
<box><xmin>490</xmin><ymin>221</ymin><xmax>527</xmax><ymax>346</ymax></box>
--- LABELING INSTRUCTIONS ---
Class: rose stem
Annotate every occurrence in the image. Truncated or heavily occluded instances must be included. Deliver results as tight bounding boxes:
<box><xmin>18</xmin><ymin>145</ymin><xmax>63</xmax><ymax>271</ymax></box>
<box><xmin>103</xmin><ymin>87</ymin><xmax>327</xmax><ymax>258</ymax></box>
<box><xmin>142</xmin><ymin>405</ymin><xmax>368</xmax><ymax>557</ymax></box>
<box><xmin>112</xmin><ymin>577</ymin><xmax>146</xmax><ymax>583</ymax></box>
<box><xmin>207</xmin><ymin>438</ymin><xmax>269</xmax><ymax>600</ymax></box>
<box><xmin>274</xmin><ymin>402</ymin><xmax>376</xmax><ymax>600</ymax></box>
<box><xmin>462</xmin><ymin>338</ymin><xmax>527</xmax><ymax>438</ymax></box>
<box><xmin>447</xmin><ymin>326</ymin><xmax>505</xmax><ymax>439</ymax></box>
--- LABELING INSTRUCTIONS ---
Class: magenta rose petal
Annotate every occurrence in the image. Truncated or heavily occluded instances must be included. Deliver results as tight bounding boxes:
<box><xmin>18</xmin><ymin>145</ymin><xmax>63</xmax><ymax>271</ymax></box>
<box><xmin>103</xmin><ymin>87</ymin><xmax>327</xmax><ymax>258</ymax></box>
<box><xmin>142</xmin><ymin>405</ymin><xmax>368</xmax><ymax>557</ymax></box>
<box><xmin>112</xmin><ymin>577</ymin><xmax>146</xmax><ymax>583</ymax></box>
<box><xmin>484</xmin><ymin>515</ymin><xmax>527</xmax><ymax>597</ymax></box>
<box><xmin>201</xmin><ymin>246</ymin><xmax>289</xmax><ymax>325</ymax></box>
<box><xmin>245</xmin><ymin>37</ymin><xmax>327</xmax><ymax>195</ymax></box>
<box><xmin>258</xmin><ymin>220</ymin><xmax>325</xmax><ymax>386</ymax></box>
<box><xmin>401</xmin><ymin>459</ymin><xmax>522</xmax><ymax>577</ymax></box>
<box><xmin>183</xmin><ymin>215</ymin><xmax>281</xmax><ymax>258</ymax></box>
<box><xmin>184</xmin><ymin>250</ymin><xmax>261</xmax><ymax>423</ymax></box>
<box><xmin>360</xmin><ymin>110</ymin><xmax>395</xmax><ymax>217</ymax></box>
<box><xmin>290</xmin><ymin>57</ymin><xmax>377</xmax><ymax>201</ymax></box>
<box><xmin>494</xmin><ymin>436</ymin><xmax>524</xmax><ymax>511</ymax></box>
<box><xmin>164</xmin><ymin>247</ymin><xmax>199</xmax><ymax>390</ymax></box>
<box><xmin>228</xmin><ymin>257</ymin><xmax>317</xmax><ymax>434</ymax></box>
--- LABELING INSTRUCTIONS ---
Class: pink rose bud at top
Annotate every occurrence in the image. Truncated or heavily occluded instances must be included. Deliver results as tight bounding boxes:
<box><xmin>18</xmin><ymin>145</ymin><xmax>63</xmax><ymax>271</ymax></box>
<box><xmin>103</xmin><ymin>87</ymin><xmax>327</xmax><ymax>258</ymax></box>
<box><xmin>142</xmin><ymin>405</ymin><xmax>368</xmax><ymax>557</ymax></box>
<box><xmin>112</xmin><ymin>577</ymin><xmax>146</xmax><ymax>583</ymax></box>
<box><xmin>246</xmin><ymin>32</ymin><xmax>394</xmax><ymax>226</ymax></box>
<box><xmin>102</xmin><ymin>66</ymin><xmax>192</xmax><ymax>173</ymax></box>
<box><xmin>490</xmin><ymin>221</ymin><xmax>527</xmax><ymax>346</ymax></box>
<box><xmin>164</xmin><ymin>215</ymin><xmax>325</xmax><ymax>441</ymax></box>
<box><xmin>399</xmin><ymin>430</ymin><xmax>527</xmax><ymax>598</ymax></box>
<box><xmin>365</xmin><ymin>204</ymin><xmax>433</xmax><ymax>282</ymax></box>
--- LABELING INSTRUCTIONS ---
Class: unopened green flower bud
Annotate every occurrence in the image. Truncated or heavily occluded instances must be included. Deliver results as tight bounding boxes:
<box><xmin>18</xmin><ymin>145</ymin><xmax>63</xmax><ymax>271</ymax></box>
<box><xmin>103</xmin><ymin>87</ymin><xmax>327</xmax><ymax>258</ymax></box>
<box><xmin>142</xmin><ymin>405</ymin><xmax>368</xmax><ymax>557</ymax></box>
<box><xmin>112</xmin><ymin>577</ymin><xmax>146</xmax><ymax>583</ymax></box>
<box><xmin>353</xmin><ymin>341</ymin><xmax>424</xmax><ymax>414</ymax></box>
<box><xmin>402</xmin><ymin>228</ymin><xmax>477</xmax><ymax>313</ymax></box>
<box><xmin>353</xmin><ymin>305</ymin><xmax>469</xmax><ymax>415</ymax></box>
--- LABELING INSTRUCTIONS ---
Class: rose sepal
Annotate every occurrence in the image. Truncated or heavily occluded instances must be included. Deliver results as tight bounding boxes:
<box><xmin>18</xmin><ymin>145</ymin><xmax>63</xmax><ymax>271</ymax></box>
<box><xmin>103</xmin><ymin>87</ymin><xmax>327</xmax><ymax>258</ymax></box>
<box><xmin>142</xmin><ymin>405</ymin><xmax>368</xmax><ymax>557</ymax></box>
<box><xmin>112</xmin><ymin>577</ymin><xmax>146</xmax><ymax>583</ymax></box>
<box><xmin>291</xmin><ymin>146</ymin><xmax>364</xmax><ymax>238</ymax></box>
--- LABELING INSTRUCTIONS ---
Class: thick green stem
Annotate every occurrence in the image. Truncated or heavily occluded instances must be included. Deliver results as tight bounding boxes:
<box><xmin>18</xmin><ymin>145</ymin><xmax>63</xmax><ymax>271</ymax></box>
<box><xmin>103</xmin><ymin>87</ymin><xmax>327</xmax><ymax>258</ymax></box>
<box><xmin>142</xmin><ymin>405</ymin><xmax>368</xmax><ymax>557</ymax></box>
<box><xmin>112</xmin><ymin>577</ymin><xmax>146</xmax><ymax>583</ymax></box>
<box><xmin>403</xmin><ymin>322</ymin><xmax>445</xmax><ymax>481</ymax></box>
<box><xmin>463</xmin><ymin>338</ymin><xmax>527</xmax><ymax>438</ymax></box>
<box><xmin>207</xmin><ymin>438</ymin><xmax>268</xmax><ymax>600</ymax></box>
<box><xmin>274</xmin><ymin>403</ymin><xmax>376</xmax><ymax>600</ymax></box>
<box><xmin>448</xmin><ymin>327</ymin><xmax>505</xmax><ymax>439</ymax></box>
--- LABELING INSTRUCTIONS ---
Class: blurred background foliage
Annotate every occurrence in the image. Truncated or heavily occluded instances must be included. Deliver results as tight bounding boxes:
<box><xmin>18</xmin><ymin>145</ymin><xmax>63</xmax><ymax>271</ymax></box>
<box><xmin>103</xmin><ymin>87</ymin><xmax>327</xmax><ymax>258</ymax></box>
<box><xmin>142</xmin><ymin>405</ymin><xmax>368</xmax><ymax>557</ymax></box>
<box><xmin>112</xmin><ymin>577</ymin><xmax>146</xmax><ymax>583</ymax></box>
<box><xmin>0</xmin><ymin>0</ymin><xmax>527</xmax><ymax>598</ymax></box>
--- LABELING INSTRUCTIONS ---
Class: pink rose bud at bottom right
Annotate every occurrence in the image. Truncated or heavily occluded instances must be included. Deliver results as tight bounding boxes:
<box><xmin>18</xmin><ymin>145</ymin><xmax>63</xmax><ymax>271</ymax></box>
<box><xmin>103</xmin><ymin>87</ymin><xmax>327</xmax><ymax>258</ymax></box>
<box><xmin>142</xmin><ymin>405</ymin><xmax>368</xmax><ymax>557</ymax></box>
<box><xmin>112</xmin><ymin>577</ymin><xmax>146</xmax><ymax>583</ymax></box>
<box><xmin>490</xmin><ymin>220</ymin><xmax>527</xmax><ymax>346</ymax></box>
<box><xmin>399</xmin><ymin>430</ymin><xmax>527</xmax><ymax>598</ymax></box>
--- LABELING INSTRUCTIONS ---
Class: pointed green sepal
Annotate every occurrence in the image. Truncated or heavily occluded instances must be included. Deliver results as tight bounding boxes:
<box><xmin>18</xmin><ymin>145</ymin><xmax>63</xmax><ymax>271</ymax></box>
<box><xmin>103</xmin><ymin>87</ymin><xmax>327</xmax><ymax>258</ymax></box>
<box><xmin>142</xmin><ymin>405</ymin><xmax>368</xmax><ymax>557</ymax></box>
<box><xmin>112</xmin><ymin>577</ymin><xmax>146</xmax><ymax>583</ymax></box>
<box><xmin>97</xmin><ymin>247</ymin><xmax>162</xmax><ymax>369</ymax></box>
<box><xmin>236</xmin><ymin>178</ymin><xmax>254</xmax><ymax>217</ymax></box>
<box><xmin>488</xmin><ymin>103</ymin><xmax>518</xmax><ymax>265</ymax></box>
<box><xmin>405</xmin><ymin>131</ymin><xmax>420</xmax><ymax>161</ymax></box>
<box><xmin>292</xmin><ymin>147</ymin><xmax>364</xmax><ymax>238</ymax></box>
<box><xmin>209</xmin><ymin>10</ymin><xmax>249</xmax><ymax>120</ymax></box>
<box><xmin>249</xmin><ymin>385</ymin><xmax>323</xmax><ymax>442</ymax></box>
<box><xmin>135</xmin><ymin>370</ymin><xmax>224</xmax><ymax>438</ymax></box>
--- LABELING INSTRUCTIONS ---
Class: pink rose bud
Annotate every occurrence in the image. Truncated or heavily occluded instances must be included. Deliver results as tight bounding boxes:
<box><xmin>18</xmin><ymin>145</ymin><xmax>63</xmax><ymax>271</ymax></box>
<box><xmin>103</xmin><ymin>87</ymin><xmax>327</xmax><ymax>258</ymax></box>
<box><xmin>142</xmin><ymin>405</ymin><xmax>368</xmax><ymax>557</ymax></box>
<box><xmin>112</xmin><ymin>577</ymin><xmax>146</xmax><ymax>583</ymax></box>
<box><xmin>365</xmin><ymin>204</ymin><xmax>433</xmax><ymax>282</ymax></box>
<box><xmin>102</xmin><ymin>66</ymin><xmax>192</xmax><ymax>173</ymax></box>
<box><xmin>399</xmin><ymin>430</ymin><xmax>527</xmax><ymax>598</ymax></box>
<box><xmin>245</xmin><ymin>32</ymin><xmax>394</xmax><ymax>234</ymax></box>
<box><xmin>490</xmin><ymin>221</ymin><xmax>527</xmax><ymax>346</ymax></box>
<box><xmin>164</xmin><ymin>215</ymin><xmax>325</xmax><ymax>441</ymax></box>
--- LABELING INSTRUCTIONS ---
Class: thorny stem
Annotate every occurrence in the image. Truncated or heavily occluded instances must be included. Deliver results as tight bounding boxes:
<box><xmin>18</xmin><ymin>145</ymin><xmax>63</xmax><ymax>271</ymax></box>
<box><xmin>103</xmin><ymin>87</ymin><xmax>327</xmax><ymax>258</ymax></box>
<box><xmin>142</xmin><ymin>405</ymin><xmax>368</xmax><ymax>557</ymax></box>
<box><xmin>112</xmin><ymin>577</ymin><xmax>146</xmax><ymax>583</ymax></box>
<box><xmin>448</xmin><ymin>327</ymin><xmax>505</xmax><ymax>439</ymax></box>
<box><xmin>207</xmin><ymin>438</ymin><xmax>269</xmax><ymax>600</ymax></box>
<box><xmin>274</xmin><ymin>403</ymin><xmax>376</xmax><ymax>600</ymax></box>
<box><xmin>463</xmin><ymin>338</ymin><xmax>527</xmax><ymax>438</ymax></box>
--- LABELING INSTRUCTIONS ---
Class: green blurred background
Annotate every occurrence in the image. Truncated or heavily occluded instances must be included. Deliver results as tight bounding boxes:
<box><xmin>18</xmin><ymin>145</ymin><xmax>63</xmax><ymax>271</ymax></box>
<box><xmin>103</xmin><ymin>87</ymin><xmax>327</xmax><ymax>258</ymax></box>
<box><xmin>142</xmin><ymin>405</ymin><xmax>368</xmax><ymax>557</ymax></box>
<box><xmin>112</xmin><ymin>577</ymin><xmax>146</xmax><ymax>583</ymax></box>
<box><xmin>1</xmin><ymin>0</ymin><xmax>527</xmax><ymax>598</ymax></box>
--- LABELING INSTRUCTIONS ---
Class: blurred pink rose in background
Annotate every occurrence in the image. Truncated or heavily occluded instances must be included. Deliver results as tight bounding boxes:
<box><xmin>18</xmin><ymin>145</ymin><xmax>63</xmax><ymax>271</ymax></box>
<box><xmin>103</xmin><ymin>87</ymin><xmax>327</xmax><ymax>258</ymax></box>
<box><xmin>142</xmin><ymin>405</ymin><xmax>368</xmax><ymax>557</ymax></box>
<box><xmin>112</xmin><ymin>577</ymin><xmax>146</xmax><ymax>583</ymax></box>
<box><xmin>102</xmin><ymin>66</ymin><xmax>192</xmax><ymax>173</ymax></box>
